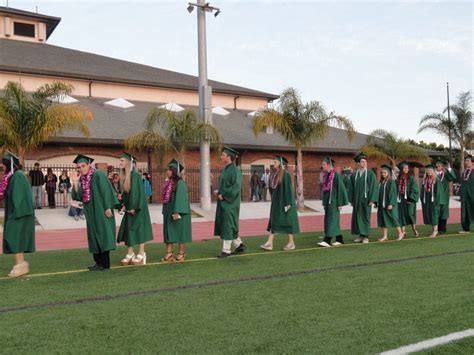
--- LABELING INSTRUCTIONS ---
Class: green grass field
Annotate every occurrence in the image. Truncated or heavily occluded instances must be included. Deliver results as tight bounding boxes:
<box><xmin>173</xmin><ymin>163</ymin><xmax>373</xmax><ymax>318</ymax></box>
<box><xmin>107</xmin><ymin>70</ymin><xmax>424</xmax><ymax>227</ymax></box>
<box><xmin>0</xmin><ymin>224</ymin><xmax>473</xmax><ymax>354</ymax></box>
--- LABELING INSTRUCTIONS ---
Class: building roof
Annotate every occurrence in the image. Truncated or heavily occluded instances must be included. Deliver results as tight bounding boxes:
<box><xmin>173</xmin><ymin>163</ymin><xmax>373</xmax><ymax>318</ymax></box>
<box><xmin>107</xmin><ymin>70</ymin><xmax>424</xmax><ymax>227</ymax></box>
<box><xmin>0</xmin><ymin>6</ymin><xmax>61</xmax><ymax>39</ymax></box>
<box><xmin>0</xmin><ymin>38</ymin><xmax>279</xmax><ymax>100</ymax></box>
<box><xmin>45</xmin><ymin>96</ymin><xmax>440</xmax><ymax>156</ymax></box>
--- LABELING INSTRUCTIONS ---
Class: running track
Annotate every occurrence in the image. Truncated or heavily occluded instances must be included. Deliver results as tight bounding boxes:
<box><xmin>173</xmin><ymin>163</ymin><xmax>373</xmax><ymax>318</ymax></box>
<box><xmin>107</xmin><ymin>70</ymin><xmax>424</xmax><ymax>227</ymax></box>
<box><xmin>0</xmin><ymin>209</ymin><xmax>462</xmax><ymax>252</ymax></box>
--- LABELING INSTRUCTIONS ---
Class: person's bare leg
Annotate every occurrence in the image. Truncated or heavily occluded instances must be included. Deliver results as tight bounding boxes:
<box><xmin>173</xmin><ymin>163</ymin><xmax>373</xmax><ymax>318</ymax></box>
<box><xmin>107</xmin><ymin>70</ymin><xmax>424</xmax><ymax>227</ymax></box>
<box><xmin>379</xmin><ymin>228</ymin><xmax>389</xmax><ymax>241</ymax></box>
<box><xmin>287</xmin><ymin>234</ymin><xmax>294</xmax><ymax>246</ymax></box>
<box><xmin>260</xmin><ymin>233</ymin><xmax>274</xmax><ymax>250</ymax></box>
<box><xmin>176</xmin><ymin>243</ymin><xmax>186</xmax><ymax>261</ymax></box>
<box><xmin>138</xmin><ymin>243</ymin><xmax>145</xmax><ymax>256</ymax></box>
<box><xmin>14</xmin><ymin>253</ymin><xmax>25</xmax><ymax>265</ymax></box>
<box><xmin>396</xmin><ymin>227</ymin><xmax>404</xmax><ymax>241</ymax></box>
<box><xmin>411</xmin><ymin>224</ymin><xmax>419</xmax><ymax>237</ymax></box>
<box><xmin>430</xmin><ymin>225</ymin><xmax>438</xmax><ymax>238</ymax></box>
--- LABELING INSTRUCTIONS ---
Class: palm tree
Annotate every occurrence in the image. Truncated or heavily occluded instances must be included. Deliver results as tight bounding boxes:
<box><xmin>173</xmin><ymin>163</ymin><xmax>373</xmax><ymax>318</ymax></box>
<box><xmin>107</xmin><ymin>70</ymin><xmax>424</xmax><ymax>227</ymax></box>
<box><xmin>361</xmin><ymin>129</ymin><xmax>430</xmax><ymax>169</ymax></box>
<box><xmin>0</xmin><ymin>81</ymin><xmax>93</xmax><ymax>162</ymax></box>
<box><xmin>419</xmin><ymin>91</ymin><xmax>472</xmax><ymax>171</ymax></box>
<box><xmin>124</xmin><ymin>107</ymin><xmax>222</xmax><ymax>170</ymax></box>
<box><xmin>253</xmin><ymin>87</ymin><xmax>355</xmax><ymax>211</ymax></box>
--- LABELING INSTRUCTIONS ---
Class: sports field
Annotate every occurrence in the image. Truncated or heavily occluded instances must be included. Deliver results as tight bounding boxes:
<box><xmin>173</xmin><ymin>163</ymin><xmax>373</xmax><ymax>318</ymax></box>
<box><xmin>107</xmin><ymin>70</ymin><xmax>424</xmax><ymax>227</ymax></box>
<box><xmin>0</xmin><ymin>224</ymin><xmax>472</xmax><ymax>354</ymax></box>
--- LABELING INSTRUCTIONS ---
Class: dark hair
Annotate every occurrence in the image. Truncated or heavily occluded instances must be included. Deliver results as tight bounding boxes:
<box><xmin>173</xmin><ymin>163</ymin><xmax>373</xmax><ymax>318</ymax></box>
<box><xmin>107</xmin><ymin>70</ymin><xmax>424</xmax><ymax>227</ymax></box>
<box><xmin>169</xmin><ymin>167</ymin><xmax>182</xmax><ymax>191</ymax></box>
<box><xmin>34</xmin><ymin>162</ymin><xmax>40</xmax><ymax>167</ymax></box>
<box><xmin>47</xmin><ymin>168</ymin><xmax>53</xmax><ymax>174</ymax></box>
<box><xmin>2</xmin><ymin>159</ymin><xmax>19</xmax><ymax>173</ymax></box>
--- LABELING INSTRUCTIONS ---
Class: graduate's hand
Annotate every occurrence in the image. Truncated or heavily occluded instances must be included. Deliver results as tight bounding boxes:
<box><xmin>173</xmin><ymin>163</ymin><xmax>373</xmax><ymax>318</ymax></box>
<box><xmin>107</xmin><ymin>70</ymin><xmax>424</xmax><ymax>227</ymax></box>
<box><xmin>213</xmin><ymin>190</ymin><xmax>219</xmax><ymax>197</ymax></box>
<box><xmin>387</xmin><ymin>205</ymin><xmax>393</xmax><ymax>210</ymax></box>
<box><xmin>172</xmin><ymin>213</ymin><xmax>180</xmax><ymax>221</ymax></box>
<box><xmin>128</xmin><ymin>209</ymin><xmax>136</xmax><ymax>215</ymax></box>
<box><xmin>369</xmin><ymin>202</ymin><xmax>374</xmax><ymax>206</ymax></box>
<box><xmin>338</xmin><ymin>206</ymin><xmax>342</xmax><ymax>211</ymax></box>
<box><xmin>69</xmin><ymin>171</ymin><xmax>80</xmax><ymax>183</ymax></box>
<box><xmin>218</xmin><ymin>194</ymin><xmax>224</xmax><ymax>201</ymax></box>
<box><xmin>105</xmin><ymin>209</ymin><xmax>113</xmax><ymax>218</ymax></box>
<box><xmin>117</xmin><ymin>193</ymin><xmax>122</xmax><ymax>201</ymax></box>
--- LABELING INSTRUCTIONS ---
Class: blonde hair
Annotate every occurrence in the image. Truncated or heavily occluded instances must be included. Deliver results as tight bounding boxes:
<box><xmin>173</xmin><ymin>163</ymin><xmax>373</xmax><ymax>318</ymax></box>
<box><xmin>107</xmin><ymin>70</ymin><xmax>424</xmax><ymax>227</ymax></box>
<box><xmin>276</xmin><ymin>164</ymin><xmax>285</xmax><ymax>186</ymax></box>
<box><xmin>120</xmin><ymin>161</ymin><xmax>132</xmax><ymax>193</ymax></box>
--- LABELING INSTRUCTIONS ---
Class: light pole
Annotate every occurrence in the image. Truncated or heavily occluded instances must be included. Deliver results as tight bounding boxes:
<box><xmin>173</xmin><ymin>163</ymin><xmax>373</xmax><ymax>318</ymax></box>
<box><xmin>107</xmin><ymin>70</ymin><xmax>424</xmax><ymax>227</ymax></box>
<box><xmin>187</xmin><ymin>1</ymin><xmax>220</xmax><ymax>211</ymax></box>
<box><xmin>446</xmin><ymin>82</ymin><xmax>452</xmax><ymax>163</ymax></box>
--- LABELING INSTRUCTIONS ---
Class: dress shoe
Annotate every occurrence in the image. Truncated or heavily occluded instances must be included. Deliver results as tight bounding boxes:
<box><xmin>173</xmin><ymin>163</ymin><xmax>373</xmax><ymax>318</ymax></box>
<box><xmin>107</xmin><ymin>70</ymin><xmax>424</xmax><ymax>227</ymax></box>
<box><xmin>218</xmin><ymin>252</ymin><xmax>231</xmax><ymax>258</ymax></box>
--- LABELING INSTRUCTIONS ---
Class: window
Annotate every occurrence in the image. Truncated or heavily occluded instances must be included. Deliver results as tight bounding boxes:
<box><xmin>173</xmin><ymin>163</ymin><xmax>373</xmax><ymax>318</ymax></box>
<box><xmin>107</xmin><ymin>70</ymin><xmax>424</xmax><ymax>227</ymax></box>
<box><xmin>14</xmin><ymin>22</ymin><xmax>35</xmax><ymax>38</ymax></box>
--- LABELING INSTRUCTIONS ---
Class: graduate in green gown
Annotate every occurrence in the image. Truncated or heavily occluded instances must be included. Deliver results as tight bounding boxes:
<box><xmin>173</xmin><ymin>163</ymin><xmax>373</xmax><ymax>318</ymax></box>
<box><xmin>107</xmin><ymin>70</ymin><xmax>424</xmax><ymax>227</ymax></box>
<box><xmin>160</xmin><ymin>159</ymin><xmax>192</xmax><ymax>263</ymax></box>
<box><xmin>117</xmin><ymin>153</ymin><xmax>154</xmax><ymax>266</ymax></box>
<box><xmin>71</xmin><ymin>154</ymin><xmax>119</xmax><ymax>271</ymax></box>
<box><xmin>434</xmin><ymin>158</ymin><xmax>456</xmax><ymax>234</ymax></box>
<box><xmin>260</xmin><ymin>156</ymin><xmax>300</xmax><ymax>251</ymax></box>
<box><xmin>341</xmin><ymin>167</ymin><xmax>353</xmax><ymax>198</ymax></box>
<box><xmin>396</xmin><ymin>161</ymin><xmax>420</xmax><ymax>238</ymax></box>
<box><xmin>420</xmin><ymin>164</ymin><xmax>445</xmax><ymax>238</ymax></box>
<box><xmin>214</xmin><ymin>147</ymin><xmax>246</xmax><ymax>258</ymax></box>
<box><xmin>317</xmin><ymin>157</ymin><xmax>349</xmax><ymax>248</ymax></box>
<box><xmin>1</xmin><ymin>152</ymin><xmax>35</xmax><ymax>278</ymax></box>
<box><xmin>459</xmin><ymin>156</ymin><xmax>474</xmax><ymax>233</ymax></box>
<box><xmin>376</xmin><ymin>165</ymin><xmax>404</xmax><ymax>242</ymax></box>
<box><xmin>349</xmin><ymin>153</ymin><xmax>378</xmax><ymax>243</ymax></box>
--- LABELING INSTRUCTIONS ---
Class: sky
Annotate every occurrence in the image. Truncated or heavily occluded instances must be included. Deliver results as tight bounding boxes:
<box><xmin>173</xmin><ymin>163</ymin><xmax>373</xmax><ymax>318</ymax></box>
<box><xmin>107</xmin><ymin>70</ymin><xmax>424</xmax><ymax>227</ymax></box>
<box><xmin>6</xmin><ymin>0</ymin><xmax>473</xmax><ymax>144</ymax></box>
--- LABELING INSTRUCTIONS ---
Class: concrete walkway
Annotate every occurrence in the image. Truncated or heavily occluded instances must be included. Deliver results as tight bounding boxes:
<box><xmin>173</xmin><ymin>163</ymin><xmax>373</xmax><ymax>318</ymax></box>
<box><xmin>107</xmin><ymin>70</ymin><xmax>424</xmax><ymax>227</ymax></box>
<box><xmin>0</xmin><ymin>198</ymin><xmax>463</xmax><ymax>253</ymax></box>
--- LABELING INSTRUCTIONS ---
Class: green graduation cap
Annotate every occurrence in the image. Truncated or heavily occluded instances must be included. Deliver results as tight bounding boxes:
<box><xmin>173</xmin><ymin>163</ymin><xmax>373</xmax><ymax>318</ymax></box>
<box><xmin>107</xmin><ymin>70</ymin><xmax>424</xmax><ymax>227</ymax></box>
<box><xmin>381</xmin><ymin>164</ymin><xmax>392</xmax><ymax>173</ymax></box>
<box><xmin>397</xmin><ymin>161</ymin><xmax>409</xmax><ymax>169</ymax></box>
<box><xmin>323</xmin><ymin>156</ymin><xmax>335</xmax><ymax>166</ymax></box>
<box><xmin>73</xmin><ymin>154</ymin><xmax>94</xmax><ymax>164</ymax></box>
<box><xmin>120</xmin><ymin>152</ymin><xmax>136</xmax><ymax>162</ymax></box>
<box><xmin>168</xmin><ymin>159</ymin><xmax>184</xmax><ymax>173</ymax></box>
<box><xmin>433</xmin><ymin>157</ymin><xmax>446</xmax><ymax>166</ymax></box>
<box><xmin>222</xmin><ymin>146</ymin><xmax>239</xmax><ymax>159</ymax></box>
<box><xmin>275</xmin><ymin>155</ymin><xmax>288</xmax><ymax>165</ymax></box>
<box><xmin>2</xmin><ymin>151</ymin><xmax>20</xmax><ymax>165</ymax></box>
<box><xmin>425</xmin><ymin>164</ymin><xmax>435</xmax><ymax>170</ymax></box>
<box><xmin>353</xmin><ymin>153</ymin><xmax>367</xmax><ymax>163</ymax></box>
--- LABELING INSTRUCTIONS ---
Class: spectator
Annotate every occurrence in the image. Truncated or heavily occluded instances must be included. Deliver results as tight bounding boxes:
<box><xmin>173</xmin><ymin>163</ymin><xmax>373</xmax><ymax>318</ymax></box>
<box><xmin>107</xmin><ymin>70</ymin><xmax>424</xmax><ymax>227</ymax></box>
<box><xmin>68</xmin><ymin>205</ymin><xmax>85</xmax><ymax>221</ymax></box>
<box><xmin>261</xmin><ymin>168</ymin><xmax>271</xmax><ymax>202</ymax></box>
<box><xmin>29</xmin><ymin>162</ymin><xmax>44</xmax><ymax>209</ymax></box>
<box><xmin>107</xmin><ymin>165</ymin><xmax>115</xmax><ymax>183</ymax></box>
<box><xmin>111</xmin><ymin>173</ymin><xmax>121</xmax><ymax>195</ymax></box>
<box><xmin>250</xmin><ymin>170</ymin><xmax>261</xmax><ymax>202</ymax></box>
<box><xmin>58</xmin><ymin>169</ymin><xmax>71</xmax><ymax>208</ymax></box>
<box><xmin>45</xmin><ymin>168</ymin><xmax>58</xmax><ymax>208</ymax></box>
<box><xmin>143</xmin><ymin>172</ymin><xmax>152</xmax><ymax>202</ymax></box>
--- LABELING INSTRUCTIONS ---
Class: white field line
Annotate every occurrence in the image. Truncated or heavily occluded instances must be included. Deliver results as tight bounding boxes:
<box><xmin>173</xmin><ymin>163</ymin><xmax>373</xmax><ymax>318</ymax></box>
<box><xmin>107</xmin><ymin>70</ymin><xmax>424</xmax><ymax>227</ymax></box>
<box><xmin>380</xmin><ymin>329</ymin><xmax>474</xmax><ymax>355</ymax></box>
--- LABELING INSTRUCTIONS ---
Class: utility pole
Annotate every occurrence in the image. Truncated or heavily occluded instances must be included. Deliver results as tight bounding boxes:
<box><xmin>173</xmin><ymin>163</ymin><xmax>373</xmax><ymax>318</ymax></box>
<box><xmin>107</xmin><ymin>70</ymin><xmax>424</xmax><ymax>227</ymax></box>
<box><xmin>446</xmin><ymin>82</ymin><xmax>452</xmax><ymax>163</ymax></box>
<box><xmin>188</xmin><ymin>1</ymin><xmax>220</xmax><ymax>211</ymax></box>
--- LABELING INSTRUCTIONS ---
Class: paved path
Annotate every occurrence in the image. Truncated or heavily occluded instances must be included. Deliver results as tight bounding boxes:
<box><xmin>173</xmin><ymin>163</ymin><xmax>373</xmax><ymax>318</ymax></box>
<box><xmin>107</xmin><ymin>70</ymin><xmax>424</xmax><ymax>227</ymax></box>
<box><xmin>0</xmin><ymin>205</ymin><xmax>462</xmax><ymax>253</ymax></box>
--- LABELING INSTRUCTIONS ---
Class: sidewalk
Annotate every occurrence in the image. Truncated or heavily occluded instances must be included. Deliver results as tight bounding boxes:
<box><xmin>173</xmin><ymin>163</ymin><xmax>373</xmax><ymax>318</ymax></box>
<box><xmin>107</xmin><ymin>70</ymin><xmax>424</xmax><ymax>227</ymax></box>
<box><xmin>0</xmin><ymin>198</ymin><xmax>463</xmax><ymax>252</ymax></box>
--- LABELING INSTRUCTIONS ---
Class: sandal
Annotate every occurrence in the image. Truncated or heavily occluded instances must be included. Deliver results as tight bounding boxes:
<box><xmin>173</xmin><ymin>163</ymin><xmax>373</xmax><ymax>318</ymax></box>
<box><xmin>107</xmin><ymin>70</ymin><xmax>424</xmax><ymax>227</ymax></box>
<box><xmin>132</xmin><ymin>253</ymin><xmax>147</xmax><ymax>265</ymax></box>
<box><xmin>175</xmin><ymin>253</ymin><xmax>186</xmax><ymax>262</ymax></box>
<box><xmin>121</xmin><ymin>253</ymin><xmax>135</xmax><ymax>266</ymax></box>
<box><xmin>414</xmin><ymin>230</ymin><xmax>420</xmax><ymax>238</ymax></box>
<box><xmin>378</xmin><ymin>237</ymin><xmax>389</xmax><ymax>242</ymax></box>
<box><xmin>396</xmin><ymin>234</ymin><xmax>405</xmax><ymax>241</ymax></box>
<box><xmin>160</xmin><ymin>252</ymin><xmax>175</xmax><ymax>263</ymax></box>
<box><xmin>260</xmin><ymin>243</ymin><xmax>273</xmax><ymax>251</ymax></box>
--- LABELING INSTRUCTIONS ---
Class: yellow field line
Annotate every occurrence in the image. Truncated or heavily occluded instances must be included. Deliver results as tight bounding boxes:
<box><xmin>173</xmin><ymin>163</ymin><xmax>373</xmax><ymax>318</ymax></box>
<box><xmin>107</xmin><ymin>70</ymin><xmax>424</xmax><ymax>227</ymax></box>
<box><xmin>0</xmin><ymin>233</ymin><xmax>471</xmax><ymax>281</ymax></box>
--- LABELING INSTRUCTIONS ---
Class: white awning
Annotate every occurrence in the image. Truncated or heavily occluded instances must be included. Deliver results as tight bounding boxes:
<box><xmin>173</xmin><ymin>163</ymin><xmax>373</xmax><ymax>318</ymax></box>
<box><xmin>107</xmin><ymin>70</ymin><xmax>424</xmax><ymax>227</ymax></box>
<box><xmin>212</xmin><ymin>106</ymin><xmax>230</xmax><ymax>116</ymax></box>
<box><xmin>159</xmin><ymin>102</ymin><xmax>185</xmax><ymax>112</ymax></box>
<box><xmin>104</xmin><ymin>98</ymin><xmax>135</xmax><ymax>109</ymax></box>
<box><xmin>48</xmin><ymin>94</ymin><xmax>79</xmax><ymax>104</ymax></box>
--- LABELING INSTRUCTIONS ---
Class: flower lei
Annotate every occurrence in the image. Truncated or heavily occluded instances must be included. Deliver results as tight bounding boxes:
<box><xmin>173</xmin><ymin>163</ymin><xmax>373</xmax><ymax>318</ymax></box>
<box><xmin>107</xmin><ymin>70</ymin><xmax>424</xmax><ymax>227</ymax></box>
<box><xmin>463</xmin><ymin>168</ymin><xmax>472</xmax><ymax>182</ymax></box>
<box><xmin>423</xmin><ymin>176</ymin><xmax>434</xmax><ymax>193</ymax></box>
<box><xmin>161</xmin><ymin>179</ymin><xmax>174</xmax><ymax>204</ymax></box>
<box><xmin>270</xmin><ymin>172</ymin><xmax>279</xmax><ymax>190</ymax></box>
<box><xmin>397</xmin><ymin>173</ymin><xmax>408</xmax><ymax>198</ymax></box>
<box><xmin>322</xmin><ymin>168</ymin><xmax>336</xmax><ymax>192</ymax></box>
<box><xmin>0</xmin><ymin>171</ymin><xmax>13</xmax><ymax>201</ymax></box>
<box><xmin>80</xmin><ymin>167</ymin><xmax>95</xmax><ymax>203</ymax></box>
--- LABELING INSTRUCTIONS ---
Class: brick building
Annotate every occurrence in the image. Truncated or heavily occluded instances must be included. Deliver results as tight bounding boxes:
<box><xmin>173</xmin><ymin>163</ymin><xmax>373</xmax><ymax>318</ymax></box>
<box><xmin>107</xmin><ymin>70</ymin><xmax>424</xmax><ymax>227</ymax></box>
<box><xmin>0</xmin><ymin>6</ymin><xmax>438</xmax><ymax>202</ymax></box>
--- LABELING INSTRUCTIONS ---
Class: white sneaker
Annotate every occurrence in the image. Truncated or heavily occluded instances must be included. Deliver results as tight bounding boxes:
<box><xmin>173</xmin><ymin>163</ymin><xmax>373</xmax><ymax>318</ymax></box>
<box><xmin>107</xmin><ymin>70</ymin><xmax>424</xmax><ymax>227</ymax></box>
<box><xmin>458</xmin><ymin>230</ymin><xmax>470</xmax><ymax>234</ymax></box>
<box><xmin>332</xmin><ymin>241</ymin><xmax>342</xmax><ymax>246</ymax></box>
<box><xmin>283</xmin><ymin>243</ymin><xmax>295</xmax><ymax>251</ymax></box>
<box><xmin>362</xmin><ymin>238</ymin><xmax>369</xmax><ymax>244</ymax></box>
<box><xmin>354</xmin><ymin>237</ymin><xmax>363</xmax><ymax>243</ymax></box>
<box><xmin>318</xmin><ymin>241</ymin><xmax>331</xmax><ymax>247</ymax></box>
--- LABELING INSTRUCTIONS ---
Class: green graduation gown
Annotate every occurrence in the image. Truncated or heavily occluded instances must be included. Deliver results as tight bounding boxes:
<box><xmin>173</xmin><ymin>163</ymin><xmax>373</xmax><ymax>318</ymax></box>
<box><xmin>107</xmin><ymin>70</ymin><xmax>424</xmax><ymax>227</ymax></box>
<box><xmin>117</xmin><ymin>170</ymin><xmax>154</xmax><ymax>246</ymax></box>
<box><xmin>460</xmin><ymin>168</ymin><xmax>474</xmax><ymax>228</ymax></box>
<box><xmin>267</xmin><ymin>170</ymin><xmax>300</xmax><ymax>234</ymax></box>
<box><xmin>420</xmin><ymin>177</ymin><xmax>445</xmax><ymax>226</ymax></box>
<box><xmin>436</xmin><ymin>169</ymin><xmax>456</xmax><ymax>220</ymax></box>
<box><xmin>2</xmin><ymin>171</ymin><xmax>35</xmax><ymax>254</ymax></box>
<box><xmin>349</xmin><ymin>169</ymin><xmax>378</xmax><ymax>236</ymax></box>
<box><xmin>214</xmin><ymin>164</ymin><xmax>242</xmax><ymax>240</ymax></box>
<box><xmin>162</xmin><ymin>179</ymin><xmax>192</xmax><ymax>243</ymax></box>
<box><xmin>72</xmin><ymin>170</ymin><xmax>119</xmax><ymax>254</ymax></box>
<box><xmin>396</xmin><ymin>175</ymin><xmax>419</xmax><ymax>226</ymax></box>
<box><xmin>322</xmin><ymin>172</ymin><xmax>348</xmax><ymax>237</ymax></box>
<box><xmin>342</xmin><ymin>174</ymin><xmax>352</xmax><ymax>198</ymax></box>
<box><xmin>377</xmin><ymin>179</ymin><xmax>400</xmax><ymax>228</ymax></box>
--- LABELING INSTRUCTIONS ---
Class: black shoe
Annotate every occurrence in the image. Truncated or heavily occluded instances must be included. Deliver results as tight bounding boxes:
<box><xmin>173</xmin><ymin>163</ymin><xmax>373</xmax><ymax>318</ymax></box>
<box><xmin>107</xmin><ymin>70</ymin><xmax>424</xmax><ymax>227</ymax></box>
<box><xmin>88</xmin><ymin>263</ymin><xmax>100</xmax><ymax>271</ymax></box>
<box><xmin>218</xmin><ymin>252</ymin><xmax>231</xmax><ymax>258</ymax></box>
<box><xmin>37</xmin><ymin>207</ymin><xmax>42</xmax><ymax>210</ymax></box>
<box><xmin>233</xmin><ymin>243</ymin><xmax>246</xmax><ymax>254</ymax></box>
<box><xmin>99</xmin><ymin>267</ymin><xmax>109</xmax><ymax>271</ymax></box>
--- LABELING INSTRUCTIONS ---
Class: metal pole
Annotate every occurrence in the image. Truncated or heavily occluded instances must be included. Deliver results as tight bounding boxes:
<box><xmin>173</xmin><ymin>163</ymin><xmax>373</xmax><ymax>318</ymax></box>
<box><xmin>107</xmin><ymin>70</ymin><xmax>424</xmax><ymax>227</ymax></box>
<box><xmin>197</xmin><ymin>0</ymin><xmax>212</xmax><ymax>211</ymax></box>
<box><xmin>446</xmin><ymin>82</ymin><xmax>452</xmax><ymax>163</ymax></box>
